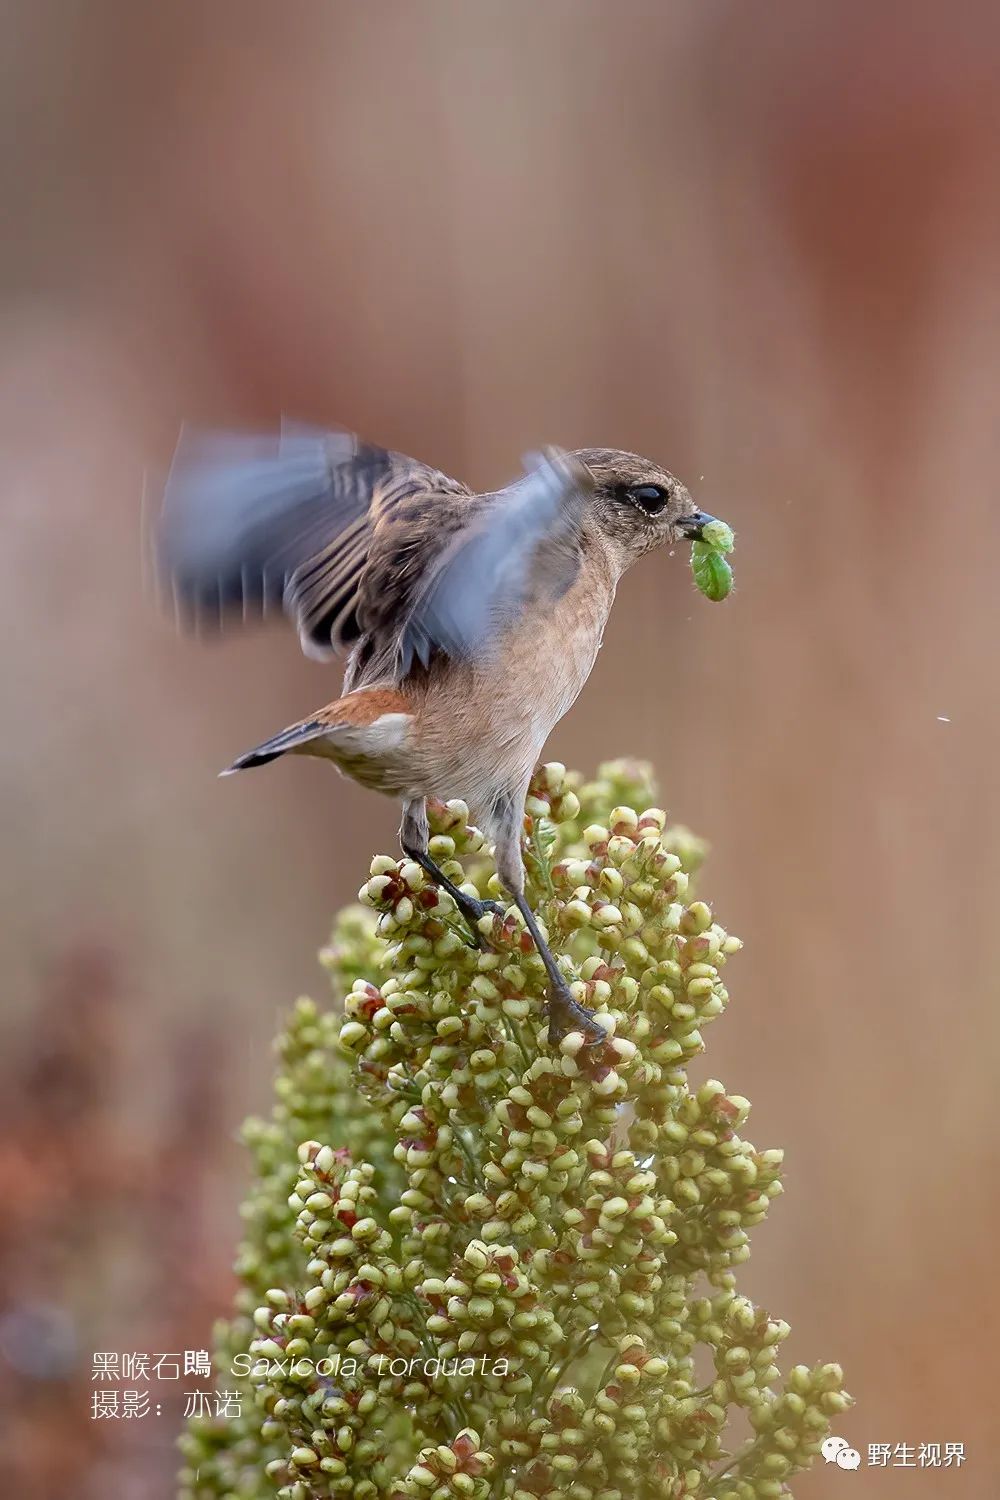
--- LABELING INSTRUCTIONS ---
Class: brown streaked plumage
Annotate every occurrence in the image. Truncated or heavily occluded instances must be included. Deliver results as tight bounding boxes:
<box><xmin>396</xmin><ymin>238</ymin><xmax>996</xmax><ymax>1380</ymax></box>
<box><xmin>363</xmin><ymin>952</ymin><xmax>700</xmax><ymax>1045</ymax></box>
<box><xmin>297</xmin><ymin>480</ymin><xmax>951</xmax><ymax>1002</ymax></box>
<box><xmin>157</xmin><ymin>426</ymin><xmax>722</xmax><ymax>1044</ymax></box>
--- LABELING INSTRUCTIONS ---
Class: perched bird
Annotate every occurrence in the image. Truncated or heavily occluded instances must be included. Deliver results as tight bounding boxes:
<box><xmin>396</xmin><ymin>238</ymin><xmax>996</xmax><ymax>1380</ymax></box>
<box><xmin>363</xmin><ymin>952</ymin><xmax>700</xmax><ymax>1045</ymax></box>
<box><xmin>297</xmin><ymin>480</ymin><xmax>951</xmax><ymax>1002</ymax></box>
<box><xmin>157</xmin><ymin>426</ymin><xmax>721</xmax><ymax>1045</ymax></box>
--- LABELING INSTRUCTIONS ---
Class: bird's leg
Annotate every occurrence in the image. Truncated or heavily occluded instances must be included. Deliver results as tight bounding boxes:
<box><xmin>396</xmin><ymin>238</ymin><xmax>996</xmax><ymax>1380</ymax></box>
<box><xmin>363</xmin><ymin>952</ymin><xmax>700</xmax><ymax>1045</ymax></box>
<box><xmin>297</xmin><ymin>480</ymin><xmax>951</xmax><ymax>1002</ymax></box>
<box><xmin>399</xmin><ymin>798</ymin><xmax>502</xmax><ymax>947</ymax></box>
<box><xmin>492</xmin><ymin>793</ymin><xmax>606</xmax><ymax>1048</ymax></box>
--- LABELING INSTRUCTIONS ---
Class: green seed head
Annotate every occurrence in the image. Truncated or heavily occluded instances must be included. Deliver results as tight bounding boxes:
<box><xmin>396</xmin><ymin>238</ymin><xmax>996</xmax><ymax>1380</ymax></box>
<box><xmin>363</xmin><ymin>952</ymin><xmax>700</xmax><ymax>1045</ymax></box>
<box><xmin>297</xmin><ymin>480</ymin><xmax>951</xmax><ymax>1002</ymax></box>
<box><xmin>179</xmin><ymin>757</ymin><xmax>850</xmax><ymax>1500</ymax></box>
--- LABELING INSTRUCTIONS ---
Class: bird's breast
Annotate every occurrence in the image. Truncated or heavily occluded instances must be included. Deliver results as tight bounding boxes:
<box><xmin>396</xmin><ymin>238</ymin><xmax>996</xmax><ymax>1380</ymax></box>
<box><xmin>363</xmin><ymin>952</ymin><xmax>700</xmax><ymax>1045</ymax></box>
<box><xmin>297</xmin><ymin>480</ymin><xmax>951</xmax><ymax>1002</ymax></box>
<box><xmin>405</xmin><ymin>561</ymin><xmax>616</xmax><ymax>816</ymax></box>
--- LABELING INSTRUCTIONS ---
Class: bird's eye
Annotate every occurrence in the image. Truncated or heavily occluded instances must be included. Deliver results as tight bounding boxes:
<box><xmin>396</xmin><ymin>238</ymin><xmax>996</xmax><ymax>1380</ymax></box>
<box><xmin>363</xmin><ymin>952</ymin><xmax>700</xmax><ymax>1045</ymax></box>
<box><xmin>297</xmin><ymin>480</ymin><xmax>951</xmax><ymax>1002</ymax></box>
<box><xmin>627</xmin><ymin>484</ymin><xmax>668</xmax><ymax>515</ymax></box>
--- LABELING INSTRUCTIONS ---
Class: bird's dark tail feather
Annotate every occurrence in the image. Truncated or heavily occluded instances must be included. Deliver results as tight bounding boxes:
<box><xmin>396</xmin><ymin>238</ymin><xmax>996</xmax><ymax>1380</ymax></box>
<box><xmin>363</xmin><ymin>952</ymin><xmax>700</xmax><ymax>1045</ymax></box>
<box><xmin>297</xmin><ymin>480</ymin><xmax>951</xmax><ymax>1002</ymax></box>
<box><xmin>220</xmin><ymin>719</ymin><xmax>330</xmax><ymax>775</ymax></box>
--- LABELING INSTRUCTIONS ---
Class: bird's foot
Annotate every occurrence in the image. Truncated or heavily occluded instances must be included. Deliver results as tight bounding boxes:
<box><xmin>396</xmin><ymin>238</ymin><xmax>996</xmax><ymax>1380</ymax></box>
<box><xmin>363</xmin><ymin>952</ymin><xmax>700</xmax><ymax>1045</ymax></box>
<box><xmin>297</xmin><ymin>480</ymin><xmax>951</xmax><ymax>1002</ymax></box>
<box><xmin>453</xmin><ymin>894</ymin><xmax>505</xmax><ymax>949</ymax></box>
<box><xmin>545</xmin><ymin>976</ymin><xmax>608</xmax><ymax>1049</ymax></box>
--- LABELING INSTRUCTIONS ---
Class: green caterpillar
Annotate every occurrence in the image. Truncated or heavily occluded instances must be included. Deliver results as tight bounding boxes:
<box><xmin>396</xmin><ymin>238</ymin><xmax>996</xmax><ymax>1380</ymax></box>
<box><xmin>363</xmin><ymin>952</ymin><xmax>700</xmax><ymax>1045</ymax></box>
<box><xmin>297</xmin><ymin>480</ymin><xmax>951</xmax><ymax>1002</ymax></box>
<box><xmin>691</xmin><ymin>519</ymin><xmax>735</xmax><ymax>601</ymax></box>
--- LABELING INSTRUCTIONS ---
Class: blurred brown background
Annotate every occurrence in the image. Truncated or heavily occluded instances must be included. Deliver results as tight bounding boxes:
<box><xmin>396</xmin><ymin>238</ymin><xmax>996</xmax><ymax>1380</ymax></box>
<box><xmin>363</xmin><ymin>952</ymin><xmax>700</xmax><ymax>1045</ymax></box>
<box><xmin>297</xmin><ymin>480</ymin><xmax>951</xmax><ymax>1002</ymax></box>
<box><xmin>1</xmin><ymin>2</ymin><xmax>996</xmax><ymax>1495</ymax></box>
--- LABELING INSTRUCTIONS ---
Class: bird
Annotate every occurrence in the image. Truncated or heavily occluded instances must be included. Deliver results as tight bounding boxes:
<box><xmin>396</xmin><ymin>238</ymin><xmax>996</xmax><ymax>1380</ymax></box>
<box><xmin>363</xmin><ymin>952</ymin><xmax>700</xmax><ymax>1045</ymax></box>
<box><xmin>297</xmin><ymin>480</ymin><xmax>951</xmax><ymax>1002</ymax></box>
<box><xmin>156</xmin><ymin>425</ymin><xmax>721</xmax><ymax>1047</ymax></box>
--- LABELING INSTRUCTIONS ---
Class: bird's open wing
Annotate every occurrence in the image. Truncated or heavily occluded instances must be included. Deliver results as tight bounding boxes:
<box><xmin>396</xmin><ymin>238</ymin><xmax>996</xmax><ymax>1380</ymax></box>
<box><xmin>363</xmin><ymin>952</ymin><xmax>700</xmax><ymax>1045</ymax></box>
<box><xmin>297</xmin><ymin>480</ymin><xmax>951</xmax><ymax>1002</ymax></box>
<box><xmin>357</xmin><ymin>449</ymin><xmax>594</xmax><ymax>681</ymax></box>
<box><xmin>155</xmin><ymin>424</ymin><xmax>470</xmax><ymax>660</ymax></box>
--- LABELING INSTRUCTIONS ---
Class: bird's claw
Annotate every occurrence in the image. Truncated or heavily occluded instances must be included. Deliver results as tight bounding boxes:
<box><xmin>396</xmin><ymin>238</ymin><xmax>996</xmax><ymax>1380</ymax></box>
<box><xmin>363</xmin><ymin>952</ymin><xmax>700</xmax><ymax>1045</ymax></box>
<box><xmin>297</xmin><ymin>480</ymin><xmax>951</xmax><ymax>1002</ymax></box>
<box><xmin>545</xmin><ymin>980</ymin><xmax>607</xmax><ymax>1050</ymax></box>
<box><xmin>455</xmin><ymin>896</ymin><xmax>505</xmax><ymax>949</ymax></box>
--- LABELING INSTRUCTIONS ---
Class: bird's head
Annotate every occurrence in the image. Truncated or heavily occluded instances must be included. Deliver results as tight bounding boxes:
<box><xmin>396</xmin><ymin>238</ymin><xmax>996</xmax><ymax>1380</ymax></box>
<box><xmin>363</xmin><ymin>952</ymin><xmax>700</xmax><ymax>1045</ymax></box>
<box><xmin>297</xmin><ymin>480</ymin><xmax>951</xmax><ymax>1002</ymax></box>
<box><xmin>572</xmin><ymin>447</ymin><xmax>718</xmax><ymax>566</ymax></box>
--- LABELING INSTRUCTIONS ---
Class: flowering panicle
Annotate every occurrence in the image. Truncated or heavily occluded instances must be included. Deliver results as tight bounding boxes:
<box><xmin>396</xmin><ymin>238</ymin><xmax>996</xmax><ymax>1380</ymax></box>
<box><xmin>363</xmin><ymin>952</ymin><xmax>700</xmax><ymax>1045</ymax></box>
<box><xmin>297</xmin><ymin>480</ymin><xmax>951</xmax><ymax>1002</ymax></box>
<box><xmin>179</xmin><ymin>760</ymin><xmax>849</xmax><ymax>1499</ymax></box>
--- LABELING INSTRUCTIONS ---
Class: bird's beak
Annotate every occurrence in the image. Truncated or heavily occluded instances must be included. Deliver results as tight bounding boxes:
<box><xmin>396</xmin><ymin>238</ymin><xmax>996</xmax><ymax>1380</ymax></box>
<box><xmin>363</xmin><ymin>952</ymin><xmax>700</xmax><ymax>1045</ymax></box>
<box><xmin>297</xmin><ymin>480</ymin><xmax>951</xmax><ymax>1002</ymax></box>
<box><xmin>677</xmin><ymin>509</ymin><xmax>717</xmax><ymax>541</ymax></box>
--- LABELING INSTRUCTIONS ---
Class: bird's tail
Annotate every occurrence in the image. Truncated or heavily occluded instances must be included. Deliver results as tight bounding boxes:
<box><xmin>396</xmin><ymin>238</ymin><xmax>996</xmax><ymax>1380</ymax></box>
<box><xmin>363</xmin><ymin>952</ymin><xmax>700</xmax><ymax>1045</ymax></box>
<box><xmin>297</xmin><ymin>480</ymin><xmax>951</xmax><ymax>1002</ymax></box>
<box><xmin>219</xmin><ymin>686</ymin><xmax>412</xmax><ymax>776</ymax></box>
<box><xmin>220</xmin><ymin>717</ymin><xmax>335</xmax><ymax>774</ymax></box>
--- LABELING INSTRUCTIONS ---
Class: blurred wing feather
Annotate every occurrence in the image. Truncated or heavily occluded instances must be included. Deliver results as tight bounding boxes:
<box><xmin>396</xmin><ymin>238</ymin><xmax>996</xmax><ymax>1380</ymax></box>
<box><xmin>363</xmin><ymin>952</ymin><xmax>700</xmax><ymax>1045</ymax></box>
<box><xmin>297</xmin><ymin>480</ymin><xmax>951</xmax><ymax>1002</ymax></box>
<box><xmin>391</xmin><ymin>449</ymin><xmax>593</xmax><ymax>679</ymax></box>
<box><xmin>156</xmin><ymin>423</ymin><xmax>467</xmax><ymax>660</ymax></box>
